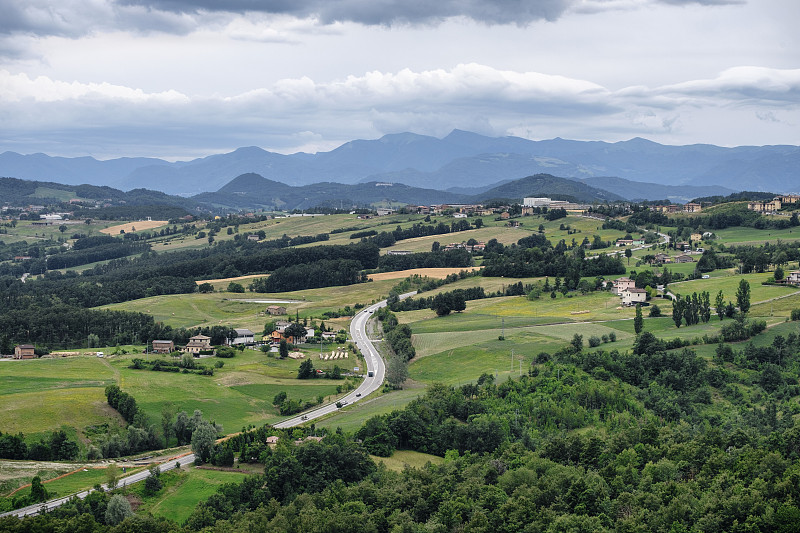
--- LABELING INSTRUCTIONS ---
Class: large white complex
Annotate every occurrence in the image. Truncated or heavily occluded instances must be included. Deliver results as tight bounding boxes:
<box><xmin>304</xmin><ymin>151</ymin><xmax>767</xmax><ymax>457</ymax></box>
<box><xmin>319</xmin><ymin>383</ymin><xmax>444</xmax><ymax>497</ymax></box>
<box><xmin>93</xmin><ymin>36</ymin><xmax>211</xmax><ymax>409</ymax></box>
<box><xmin>523</xmin><ymin>197</ymin><xmax>552</xmax><ymax>207</ymax></box>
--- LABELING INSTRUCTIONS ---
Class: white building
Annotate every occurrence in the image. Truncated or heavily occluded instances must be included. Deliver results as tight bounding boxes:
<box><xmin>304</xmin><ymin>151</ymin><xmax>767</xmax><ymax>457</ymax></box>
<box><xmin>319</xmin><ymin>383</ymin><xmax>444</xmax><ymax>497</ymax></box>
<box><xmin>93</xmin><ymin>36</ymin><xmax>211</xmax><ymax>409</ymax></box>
<box><xmin>523</xmin><ymin>197</ymin><xmax>552</xmax><ymax>207</ymax></box>
<box><xmin>621</xmin><ymin>288</ymin><xmax>647</xmax><ymax>306</ymax></box>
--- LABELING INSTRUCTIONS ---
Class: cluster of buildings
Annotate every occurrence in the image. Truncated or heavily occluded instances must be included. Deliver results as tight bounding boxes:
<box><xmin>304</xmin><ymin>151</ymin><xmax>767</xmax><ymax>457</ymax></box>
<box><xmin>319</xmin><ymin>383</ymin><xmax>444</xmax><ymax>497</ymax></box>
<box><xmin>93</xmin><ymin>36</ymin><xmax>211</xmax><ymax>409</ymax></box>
<box><xmin>650</xmin><ymin>203</ymin><xmax>702</xmax><ymax>214</ymax></box>
<box><xmin>609</xmin><ymin>277</ymin><xmax>648</xmax><ymax>306</ymax></box>
<box><xmin>404</xmin><ymin>204</ymin><xmax>494</xmax><ymax>216</ymax></box>
<box><xmin>442</xmin><ymin>241</ymin><xmax>486</xmax><ymax>253</ymax></box>
<box><xmin>651</xmin><ymin>253</ymin><xmax>694</xmax><ymax>265</ymax></box>
<box><xmin>747</xmin><ymin>195</ymin><xmax>800</xmax><ymax>213</ymax></box>
<box><xmin>522</xmin><ymin>198</ymin><xmax>590</xmax><ymax>212</ymax></box>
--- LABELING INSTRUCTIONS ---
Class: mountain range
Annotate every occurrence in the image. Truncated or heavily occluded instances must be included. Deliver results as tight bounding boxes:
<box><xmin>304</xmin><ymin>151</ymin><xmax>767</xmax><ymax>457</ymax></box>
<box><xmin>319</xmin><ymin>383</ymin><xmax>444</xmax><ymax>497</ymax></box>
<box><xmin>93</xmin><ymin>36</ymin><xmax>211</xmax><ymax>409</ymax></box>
<box><xmin>2</xmin><ymin>129</ymin><xmax>795</xmax><ymax>198</ymax></box>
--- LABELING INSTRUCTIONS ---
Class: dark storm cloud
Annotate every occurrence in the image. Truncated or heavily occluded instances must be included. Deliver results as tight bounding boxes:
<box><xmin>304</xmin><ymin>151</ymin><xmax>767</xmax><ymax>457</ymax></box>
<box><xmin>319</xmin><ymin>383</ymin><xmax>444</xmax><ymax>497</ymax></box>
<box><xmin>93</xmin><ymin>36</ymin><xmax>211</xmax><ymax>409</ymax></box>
<box><xmin>118</xmin><ymin>0</ymin><xmax>574</xmax><ymax>25</ymax></box>
<box><xmin>0</xmin><ymin>0</ymin><xmax>746</xmax><ymax>39</ymax></box>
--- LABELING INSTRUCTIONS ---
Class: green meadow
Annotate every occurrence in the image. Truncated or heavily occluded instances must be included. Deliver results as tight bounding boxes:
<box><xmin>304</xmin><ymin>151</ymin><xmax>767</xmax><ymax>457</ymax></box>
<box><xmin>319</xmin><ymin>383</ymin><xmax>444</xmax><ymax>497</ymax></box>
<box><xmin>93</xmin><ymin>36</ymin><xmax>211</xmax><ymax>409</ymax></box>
<box><xmin>138</xmin><ymin>467</ymin><xmax>250</xmax><ymax>525</ymax></box>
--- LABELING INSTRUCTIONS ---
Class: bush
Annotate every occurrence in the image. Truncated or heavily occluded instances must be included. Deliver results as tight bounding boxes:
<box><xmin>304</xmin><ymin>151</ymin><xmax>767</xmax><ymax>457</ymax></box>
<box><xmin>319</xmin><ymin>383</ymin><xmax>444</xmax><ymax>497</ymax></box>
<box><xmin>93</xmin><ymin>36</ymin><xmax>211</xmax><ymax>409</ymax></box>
<box><xmin>588</xmin><ymin>336</ymin><xmax>601</xmax><ymax>347</ymax></box>
<box><xmin>791</xmin><ymin>309</ymin><xmax>800</xmax><ymax>321</ymax></box>
<box><xmin>216</xmin><ymin>346</ymin><xmax>236</xmax><ymax>358</ymax></box>
<box><xmin>649</xmin><ymin>304</ymin><xmax>662</xmax><ymax>317</ymax></box>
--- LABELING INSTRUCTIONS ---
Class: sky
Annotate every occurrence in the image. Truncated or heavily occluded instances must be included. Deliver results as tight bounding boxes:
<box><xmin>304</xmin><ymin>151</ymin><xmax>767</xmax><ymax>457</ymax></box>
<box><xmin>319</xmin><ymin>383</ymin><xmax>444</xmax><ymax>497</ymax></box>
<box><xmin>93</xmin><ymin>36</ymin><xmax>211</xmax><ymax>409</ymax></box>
<box><xmin>0</xmin><ymin>0</ymin><xmax>798</xmax><ymax>160</ymax></box>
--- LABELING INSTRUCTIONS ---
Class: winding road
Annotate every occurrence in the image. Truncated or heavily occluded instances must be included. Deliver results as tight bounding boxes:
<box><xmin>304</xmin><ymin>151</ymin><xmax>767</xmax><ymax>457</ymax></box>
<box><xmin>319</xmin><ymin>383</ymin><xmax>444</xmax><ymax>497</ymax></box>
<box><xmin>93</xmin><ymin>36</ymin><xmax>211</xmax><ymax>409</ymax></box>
<box><xmin>2</xmin><ymin>291</ymin><xmax>414</xmax><ymax>518</ymax></box>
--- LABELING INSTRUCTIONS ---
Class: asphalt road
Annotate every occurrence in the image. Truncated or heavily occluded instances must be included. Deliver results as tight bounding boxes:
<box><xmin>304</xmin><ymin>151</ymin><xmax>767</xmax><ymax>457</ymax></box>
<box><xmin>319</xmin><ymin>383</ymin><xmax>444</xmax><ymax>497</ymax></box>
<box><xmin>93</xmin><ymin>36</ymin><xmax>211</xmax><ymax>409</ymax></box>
<box><xmin>4</xmin><ymin>291</ymin><xmax>414</xmax><ymax>518</ymax></box>
<box><xmin>274</xmin><ymin>291</ymin><xmax>415</xmax><ymax>428</ymax></box>
<box><xmin>3</xmin><ymin>453</ymin><xmax>197</xmax><ymax>518</ymax></box>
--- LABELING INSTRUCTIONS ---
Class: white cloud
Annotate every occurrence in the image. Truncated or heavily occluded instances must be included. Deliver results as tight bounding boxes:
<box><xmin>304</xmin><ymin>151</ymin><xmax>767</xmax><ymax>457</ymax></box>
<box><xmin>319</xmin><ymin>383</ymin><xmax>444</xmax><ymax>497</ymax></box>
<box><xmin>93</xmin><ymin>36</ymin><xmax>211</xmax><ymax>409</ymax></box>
<box><xmin>1</xmin><ymin>63</ymin><xmax>798</xmax><ymax>159</ymax></box>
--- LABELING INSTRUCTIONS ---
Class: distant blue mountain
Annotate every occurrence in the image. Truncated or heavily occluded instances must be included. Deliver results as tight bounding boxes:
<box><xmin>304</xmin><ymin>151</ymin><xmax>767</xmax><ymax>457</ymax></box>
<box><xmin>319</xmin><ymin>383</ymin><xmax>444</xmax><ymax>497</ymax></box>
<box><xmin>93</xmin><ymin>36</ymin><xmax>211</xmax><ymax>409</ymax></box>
<box><xmin>1</xmin><ymin>130</ymin><xmax>796</xmax><ymax>196</ymax></box>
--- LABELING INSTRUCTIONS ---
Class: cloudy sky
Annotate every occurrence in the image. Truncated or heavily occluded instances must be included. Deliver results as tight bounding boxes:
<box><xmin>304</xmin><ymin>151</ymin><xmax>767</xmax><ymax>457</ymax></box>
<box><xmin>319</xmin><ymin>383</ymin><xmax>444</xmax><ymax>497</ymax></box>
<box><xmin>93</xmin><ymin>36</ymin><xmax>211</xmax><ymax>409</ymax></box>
<box><xmin>0</xmin><ymin>0</ymin><xmax>798</xmax><ymax>160</ymax></box>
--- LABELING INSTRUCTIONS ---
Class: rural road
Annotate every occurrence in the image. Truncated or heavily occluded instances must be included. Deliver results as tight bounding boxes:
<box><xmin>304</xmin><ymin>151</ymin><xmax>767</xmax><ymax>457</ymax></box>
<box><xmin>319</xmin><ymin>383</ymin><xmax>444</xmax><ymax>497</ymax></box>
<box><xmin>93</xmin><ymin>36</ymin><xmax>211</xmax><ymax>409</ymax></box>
<box><xmin>274</xmin><ymin>291</ymin><xmax>416</xmax><ymax>428</ymax></box>
<box><xmin>3</xmin><ymin>291</ymin><xmax>414</xmax><ymax>518</ymax></box>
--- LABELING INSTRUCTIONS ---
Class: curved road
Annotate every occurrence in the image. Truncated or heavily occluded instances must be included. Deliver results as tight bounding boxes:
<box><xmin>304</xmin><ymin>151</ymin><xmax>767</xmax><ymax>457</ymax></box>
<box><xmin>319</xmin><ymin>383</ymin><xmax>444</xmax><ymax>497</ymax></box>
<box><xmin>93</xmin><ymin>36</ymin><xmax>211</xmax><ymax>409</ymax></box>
<box><xmin>275</xmin><ymin>291</ymin><xmax>415</xmax><ymax>428</ymax></box>
<box><xmin>4</xmin><ymin>291</ymin><xmax>414</xmax><ymax>518</ymax></box>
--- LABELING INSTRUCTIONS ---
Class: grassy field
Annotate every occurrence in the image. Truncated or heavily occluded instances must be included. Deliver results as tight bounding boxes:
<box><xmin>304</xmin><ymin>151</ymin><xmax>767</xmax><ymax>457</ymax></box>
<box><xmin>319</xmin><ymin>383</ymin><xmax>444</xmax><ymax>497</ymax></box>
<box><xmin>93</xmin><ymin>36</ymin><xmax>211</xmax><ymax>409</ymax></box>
<box><xmin>316</xmin><ymin>388</ymin><xmax>423</xmax><ymax>433</ymax></box>
<box><xmin>0</xmin><ymin>219</ymin><xmax>120</xmax><ymax>246</ymax></box>
<box><xmin>0</xmin><ymin>358</ymin><xmax>120</xmax><ymax>436</ymax></box>
<box><xmin>0</xmin><ymin>348</ymin><xmax>358</xmax><ymax>440</ymax></box>
<box><xmin>371</xmin><ymin>450</ymin><xmax>444</xmax><ymax>472</ymax></box>
<box><xmin>99</xmin><ymin>279</ymin><xmax>401</xmax><ymax>330</ymax></box>
<box><xmin>139</xmin><ymin>467</ymin><xmax>249</xmax><ymax>524</ymax></box>
<box><xmin>711</xmin><ymin>225</ymin><xmax>800</xmax><ymax>245</ymax></box>
<box><xmin>669</xmin><ymin>272</ymin><xmax>798</xmax><ymax>305</ymax></box>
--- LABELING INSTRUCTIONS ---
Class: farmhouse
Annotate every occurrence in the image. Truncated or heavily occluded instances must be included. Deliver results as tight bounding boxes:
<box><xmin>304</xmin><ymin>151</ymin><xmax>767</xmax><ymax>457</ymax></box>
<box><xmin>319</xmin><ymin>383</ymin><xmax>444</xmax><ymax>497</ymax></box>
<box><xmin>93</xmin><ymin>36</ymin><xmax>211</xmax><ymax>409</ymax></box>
<box><xmin>271</xmin><ymin>330</ymin><xmax>305</xmax><ymax>345</ymax></box>
<box><xmin>683</xmin><ymin>203</ymin><xmax>702</xmax><ymax>213</ymax></box>
<box><xmin>674</xmin><ymin>254</ymin><xmax>694</xmax><ymax>263</ymax></box>
<box><xmin>151</xmin><ymin>340</ymin><xmax>175</xmax><ymax>354</ymax></box>
<box><xmin>321</xmin><ymin>331</ymin><xmax>337</xmax><ymax>341</ymax></box>
<box><xmin>231</xmin><ymin>328</ymin><xmax>255</xmax><ymax>345</ymax></box>
<box><xmin>621</xmin><ymin>288</ymin><xmax>647</xmax><ymax>306</ymax></box>
<box><xmin>653</xmin><ymin>253</ymin><xmax>672</xmax><ymax>264</ymax></box>
<box><xmin>616</xmin><ymin>239</ymin><xmax>644</xmax><ymax>247</ymax></box>
<box><xmin>611</xmin><ymin>277</ymin><xmax>636</xmax><ymax>295</ymax></box>
<box><xmin>13</xmin><ymin>344</ymin><xmax>35</xmax><ymax>359</ymax></box>
<box><xmin>185</xmin><ymin>335</ymin><xmax>212</xmax><ymax>354</ymax></box>
<box><xmin>275</xmin><ymin>320</ymin><xmax>291</xmax><ymax>332</ymax></box>
<box><xmin>376</xmin><ymin>208</ymin><xmax>395</xmax><ymax>216</ymax></box>
<box><xmin>787</xmin><ymin>271</ymin><xmax>800</xmax><ymax>285</ymax></box>
<box><xmin>266</xmin><ymin>305</ymin><xmax>286</xmax><ymax>316</ymax></box>
<box><xmin>387</xmin><ymin>250</ymin><xmax>412</xmax><ymax>255</ymax></box>
<box><xmin>247</xmin><ymin>235</ymin><xmax>259</xmax><ymax>242</ymax></box>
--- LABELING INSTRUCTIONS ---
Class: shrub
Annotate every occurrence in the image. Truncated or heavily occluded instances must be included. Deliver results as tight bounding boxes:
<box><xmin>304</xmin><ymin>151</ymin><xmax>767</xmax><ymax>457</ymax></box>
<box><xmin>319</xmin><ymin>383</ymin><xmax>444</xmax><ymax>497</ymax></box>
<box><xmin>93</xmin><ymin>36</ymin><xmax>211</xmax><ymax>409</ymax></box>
<box><xmin>588</xmin><ymin>336</ymin><xmax>601</xmax><ymax>348</ymax></box>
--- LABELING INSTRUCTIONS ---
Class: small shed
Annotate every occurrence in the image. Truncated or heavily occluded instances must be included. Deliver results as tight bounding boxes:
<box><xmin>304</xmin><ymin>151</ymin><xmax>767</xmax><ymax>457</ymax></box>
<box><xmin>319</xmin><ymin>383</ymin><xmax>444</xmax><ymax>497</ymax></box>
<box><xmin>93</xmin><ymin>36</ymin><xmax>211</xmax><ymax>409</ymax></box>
<box><xmin>14</xmin><ymin>345</ymin><xmax>35</xmax><ymax>359</ymax></box>
<box><xmin>267</xmin><ymin>305</ymin><xmax>287</xmax><ymax>316</ymax></box>
<box><xmin>151</xmin><ymin>340</ymin><xmax>175</xmax><ymax>354</ymax></box>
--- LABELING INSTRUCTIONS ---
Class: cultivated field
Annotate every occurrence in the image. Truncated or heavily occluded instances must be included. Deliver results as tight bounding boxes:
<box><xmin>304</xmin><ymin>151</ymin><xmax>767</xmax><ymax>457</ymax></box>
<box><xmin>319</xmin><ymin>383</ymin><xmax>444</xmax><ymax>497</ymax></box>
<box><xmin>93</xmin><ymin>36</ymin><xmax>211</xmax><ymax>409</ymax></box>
<box><xmin>100</xmin><ymin>220</ymin><xmax>168</xmax><ymax>235</ymax></box>
<box><xmin>368</xmin><ymin>267</ymin><xmax>481</xmax><ymax>282</ymax></box>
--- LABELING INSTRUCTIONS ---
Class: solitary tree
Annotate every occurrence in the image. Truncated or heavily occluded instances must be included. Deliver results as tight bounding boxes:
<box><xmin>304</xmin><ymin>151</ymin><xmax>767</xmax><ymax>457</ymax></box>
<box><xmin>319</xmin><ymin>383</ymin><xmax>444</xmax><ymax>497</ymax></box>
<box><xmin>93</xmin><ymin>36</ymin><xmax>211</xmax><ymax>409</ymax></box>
<box><xmin>198</xmin><ymin>283</ymin><xmax>214</xmax><ymax>293</ymax></box>
<box><xmin>736</xmin><ymin>279</ymin><xmax>751</xmax><ymax>315</ymax></box>
<box><xmin>715</xmin><ymin>290</ymin><xmax>726</xmax><ymax>321</ymax></box>
<box><xmin>279</xmin><ymin>339</ymin><xmax>289</xmax><ymax>359</ymax></box>
<box><xmin>386</xmin><ymin>354</ymin><xmax>409</xmax><ymax>388</ymax></box>
<box><xmin>634</xmin><ymin>304</ymin><xmax>644</xmax><ymax>334</ymax></box>
<box><xmin>191</xmin><ymin>421</ymin><xmax>218</xmax><ymax>463</ymax></box>
<box><xmin>625</xmin><ymin>248</ymin><xmax>633</xmax><ymax>265</ymax></box>
<box><xmin>144</xmin><ymin>466</ymin><xmax>162</xmax><ymax>495</ymax></box>
<box><xmin>30</xmin><ymin>476</ymin><xmax>48</xmax><ymax>502</ymax></box>
<box><xmin>571</xmin><ymin>333</ymin><xmax>583</xmax><ymax>352</ymax></box>
<box><xmin>297</xmin><ymin>359</ymin><xmax>315</xmax><ymax>379</ymax></box>
<box><xmin>105</xmin><ymin>494</ymin><xmax>134</xmax><ymax>525</ymax></box>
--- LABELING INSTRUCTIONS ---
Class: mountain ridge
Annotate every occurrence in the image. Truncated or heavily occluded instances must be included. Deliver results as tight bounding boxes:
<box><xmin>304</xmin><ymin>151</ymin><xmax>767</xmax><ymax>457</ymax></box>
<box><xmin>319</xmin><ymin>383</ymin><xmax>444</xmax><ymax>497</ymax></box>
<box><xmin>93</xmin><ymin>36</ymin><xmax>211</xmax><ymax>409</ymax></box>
<box><xmin>1</xmin><ymin>130</ymin><xmax>796</xmax><ymax>196</ymax></box>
